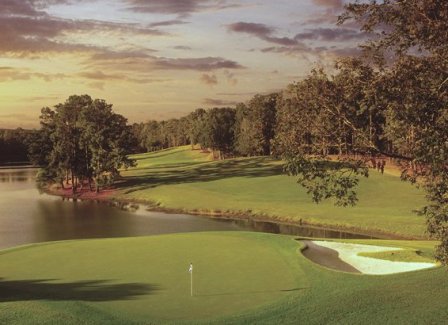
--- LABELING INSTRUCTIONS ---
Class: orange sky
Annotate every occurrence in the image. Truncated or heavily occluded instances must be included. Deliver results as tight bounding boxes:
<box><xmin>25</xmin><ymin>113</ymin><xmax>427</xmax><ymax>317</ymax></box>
<box><xmin>0</xmin><ymin>0</ymin><xmax>363</xmax><ymax>129</ymax></box>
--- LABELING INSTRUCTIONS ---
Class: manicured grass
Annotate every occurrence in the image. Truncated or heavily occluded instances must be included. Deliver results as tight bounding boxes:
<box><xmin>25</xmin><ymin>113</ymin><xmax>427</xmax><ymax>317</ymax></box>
<box><xmin>117</xmin><ymin>146</ymin><xmax>427</xmax><ymax>238</ymax></box>
<box><xmin>358</xmin><ymin>249</ymin><xmax>434</xmax><ymax>263</ymax></box>
<box><xmin>0</xmin><ymin>232</ymin><xmax>301</xmax><ymax>324</ymax></box>
<box><xmin>0</xmin><ymin>232</ymin><xmax>446</xmax><ymax>324</ymax></box>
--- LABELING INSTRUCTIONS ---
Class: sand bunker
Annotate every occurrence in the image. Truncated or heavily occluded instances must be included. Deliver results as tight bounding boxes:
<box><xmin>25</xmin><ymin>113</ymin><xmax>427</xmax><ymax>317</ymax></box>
<box><xmin>311</xmin><ymin>241</ymin><xmax>437</xmax><ymax>275</ymax></box>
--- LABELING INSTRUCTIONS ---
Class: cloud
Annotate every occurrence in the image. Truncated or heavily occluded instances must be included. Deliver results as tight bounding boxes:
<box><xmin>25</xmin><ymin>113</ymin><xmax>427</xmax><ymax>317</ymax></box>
<box><xmin>79</xmin><ymin>70</ymin><xmax>171</xmax><ymax>84</ymax></box>
<box><xmin>149</xmin><ymin>19</ymin><xmax>189</xmax><ymax>27</ymax></box>
<box><xmin>260</xmin><ymin>44</ymin><xmax>360</xmax><ymax>62</ymax></box>
<box><xmin>312</xmin><ymin>0</ymin><xmax>343</xmax><ymax>9</ymax></box>
<box><xmin>26</xmin><ymin>95</ymin><xmax>60</xmax><ymax>102</ymax></box>
<box><xmin>228</xmin><ymin>22</ymin><xmax>274</xmax><ymax>36</ymax></box>
<box><xmin>0</xmin><ymin>2</ymin><xmax>165</xmax><ymax>57</ymax></box>
<box><xmin>79</xmin><ymin>71</ymin><xmax>123</xmax><ymax>81</ymax></box>
<box><xmin>295</xmin><ymin>28</ymin><xmax>366</xmax><ymax>42</ymax></box>
<box><xmin>202</xmin><ymin>98</ymin><xmax>239</xmax><ymax>106</ymax></box>
<box><xmin>0</xmin><ymin>1</ymin><xmax>43</xmax><ymax>16</ymax></box>
<box><xmin>125</xmin><ymin>0</ymin><xmax>204</xmax><ymax>15</ymax></box>
<box><xmin>200</xmin><ymin>73</ymin><xmax>218</xmax><ymax>86</ymax></box>
<box><xmin>260</xmin><ymin>43</ymin><xmax>311</xmax><ymax>56</ymax></box>
<box><xmin>153</xmin><ymin>56</ymin><xmax>244</xmax><ymax>71</ymax></box>
<box><xmin>88</xmin><ymin>50</ymin><xmax>244</xmax><ymax>72</ymax></box>
<box><xmin>216</xmin><ymin>92</ymin><xmax>258</xmax><ymax>97</ymax></box>
<box><xmin>328</xmin><ymin>46</ymin><xmax>361</xmax><ymax>57</ymax></box>
<box><xmin>173</xmin><ymin>45</ymin><xmax>192</xmax><ymax>50</ymax></box>
<box><xmin>227</xmin><ymin>22</ymin><xmax>298</xmax><ymax>46</ymax></box>
<box><xmin>223</xmin><ymin>70</ymin><xmax>238</xmax><ymax>86</ymax></box>
<box><xmin>125</xmin><ymin>0</ymin><xmax>243</xmax><ymax>16</ymax></box>
<box><xmin>89</xmin><ymin>50</ymin><xmax>153</xmax><ymax>61</ymax></box>
<box><xmin>0</xmin><ymin>67</ymin><xmax>66</xmax><ymax>82</ymax></box>
<box><xmin>89</xmin><ymin>81</ymin><xmax>105</xmax><ymax>90</ymax></box>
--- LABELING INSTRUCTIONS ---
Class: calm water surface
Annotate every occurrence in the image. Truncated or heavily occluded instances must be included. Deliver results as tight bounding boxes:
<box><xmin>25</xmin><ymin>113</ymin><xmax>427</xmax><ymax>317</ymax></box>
<box><xmin>0</xmin><ymin>168</ymin><xmax>374</xmax><ymax>250</ymax></box>
<box><xmin>0</xmin><ymin>168</ymin><xmax>254</xmax><ymax>250</ymax></box>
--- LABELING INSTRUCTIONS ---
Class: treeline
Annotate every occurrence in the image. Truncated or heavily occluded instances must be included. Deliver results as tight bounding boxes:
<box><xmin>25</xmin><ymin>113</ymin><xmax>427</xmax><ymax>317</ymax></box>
<box><xmin>131</xmin><ymin>93</ymin><xmax>277</xmax><ymax>159</ymax></box>
<box><xmin>131</xmin><ymin>59</ymin><xmax>398</xmax><ymax>162</ymax></box>
<box><xmin>0</xmin><ymin>129</ymin><xmax>34</xmax><ymax>165</ymax></box>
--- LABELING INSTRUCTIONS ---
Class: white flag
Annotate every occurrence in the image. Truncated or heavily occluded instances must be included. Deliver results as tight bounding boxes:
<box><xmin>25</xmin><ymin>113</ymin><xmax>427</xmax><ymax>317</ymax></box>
<box><xmin>188</xmin><ymin>263</ymin><xmax>193</xmax><ymax>273</ymax></box>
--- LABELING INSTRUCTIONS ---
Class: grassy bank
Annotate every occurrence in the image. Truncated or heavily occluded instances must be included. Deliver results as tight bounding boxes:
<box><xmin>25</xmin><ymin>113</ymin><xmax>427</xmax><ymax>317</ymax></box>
<box><xmin>116</xmin><ymin>146</ymin><xmax>427</xmax><ymax>238</ymax></box>
<box><xmin>0</xmin><ymin>232</ymin><xmax>445</xmax><ymax>324</ymax></box>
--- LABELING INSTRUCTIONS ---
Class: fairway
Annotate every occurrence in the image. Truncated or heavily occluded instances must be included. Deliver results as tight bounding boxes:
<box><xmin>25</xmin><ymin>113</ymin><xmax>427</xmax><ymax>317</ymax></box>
<box><xmin>1</xmin><ymin>232</ymin><xmax>447</xmax><ymax>324</ymax></box>
<box><xmin>118</xmin><ymin>146</ymin><xmax>427</xmax><ymax>238</ymax></box>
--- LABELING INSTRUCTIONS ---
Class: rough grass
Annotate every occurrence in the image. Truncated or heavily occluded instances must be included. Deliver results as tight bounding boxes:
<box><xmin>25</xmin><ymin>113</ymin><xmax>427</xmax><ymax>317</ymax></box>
<box><xmin>0</xmin><ymin>232</ymin><xmax>446</xmax><ymax>324</ymax></box>
<box><xmin>117</xmin><ymin>146</ymin><xmax>427</xmax><ymax>238</ymax></box>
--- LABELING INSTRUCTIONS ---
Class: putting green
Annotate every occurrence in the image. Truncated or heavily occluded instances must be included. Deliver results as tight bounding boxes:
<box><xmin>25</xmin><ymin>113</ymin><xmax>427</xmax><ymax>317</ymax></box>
<box><xmin>1</xmin><ymin>233</ymin><xmax>447</xmax><ymax>324</ymax></box>
<box><xmin>0</xmin><ymin>232</ymin><xmax>304</xmax><ymax>323</ymax></box>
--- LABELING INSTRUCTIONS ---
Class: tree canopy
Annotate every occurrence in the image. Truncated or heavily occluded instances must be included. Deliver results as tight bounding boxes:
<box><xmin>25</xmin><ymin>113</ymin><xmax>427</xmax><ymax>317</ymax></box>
<box><xmin>31</xmin><ymin>95</ymin><xmax>135</xmax><ymax>194</ymax></box>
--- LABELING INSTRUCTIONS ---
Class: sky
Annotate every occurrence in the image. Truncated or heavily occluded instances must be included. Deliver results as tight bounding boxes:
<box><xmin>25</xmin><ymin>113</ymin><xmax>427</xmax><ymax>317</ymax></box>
<box><xmin>0</xmin><ymin>0</ymin><xmax>363</xmax><ymax>129</ymax></box>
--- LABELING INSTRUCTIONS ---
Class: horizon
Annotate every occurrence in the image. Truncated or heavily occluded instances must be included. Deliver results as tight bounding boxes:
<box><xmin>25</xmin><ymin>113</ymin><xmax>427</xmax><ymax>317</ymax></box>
<box><xmin>0</xmin><ymin>0</ymin><xmax>362</xmax><ymax>129</ymax></box>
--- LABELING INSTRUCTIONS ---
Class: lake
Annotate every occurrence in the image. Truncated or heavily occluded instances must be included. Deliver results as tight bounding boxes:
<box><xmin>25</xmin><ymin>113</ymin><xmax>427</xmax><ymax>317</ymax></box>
<box><xmin>0</xmin><ymin>167</ymin><xmax>374</xmax><ymax>250</ymax></box>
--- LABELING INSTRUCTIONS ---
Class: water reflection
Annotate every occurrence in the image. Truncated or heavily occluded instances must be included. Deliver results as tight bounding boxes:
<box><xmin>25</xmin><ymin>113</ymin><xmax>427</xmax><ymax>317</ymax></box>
<box><xmin>0</xmin><ymin>168</ymin><xmax>36</xmax><ymax>183</ymax></box>
<box><xmin>0</xmin><ymin>167</ymin><xmax>377</xmax><ymax>250</ymax></box>
<box><xmin>229</xmin><ymin>219</ymin><xmax>376</xmax><ymax>239</ymax></box>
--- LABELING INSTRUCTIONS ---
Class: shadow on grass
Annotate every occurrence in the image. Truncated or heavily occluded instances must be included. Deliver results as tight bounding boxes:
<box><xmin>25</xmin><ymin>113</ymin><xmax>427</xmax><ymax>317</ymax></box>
<box><xmin>119</xmin><ymin>157</ymin><xmax>283</xmax><ymax>194</ymax></box>
<box><xmin>197</xmin><ymin>287</ymin><xmax>308</xmax><ymax>297</ymax></box>
<box><xmin>0</xmin><ymin>278</ymin><xmax>159</xmax><ymax>302</ymax></box>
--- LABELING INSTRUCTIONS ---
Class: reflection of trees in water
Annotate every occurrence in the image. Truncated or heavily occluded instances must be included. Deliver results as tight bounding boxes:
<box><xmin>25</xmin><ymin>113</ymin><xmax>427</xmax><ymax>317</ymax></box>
<box><xmin>0</xmin><ymin>169</ymin><xmax>36</xmax><ymax>183</ymax></box>
<box><xmin>233</xmin><ymin>219</ymin><xmax>375</xmax><ymax>239</ymax></box>
<box><xmin>34</xmin><ymin>199</ymin><xmax>135</xmax><ymax>242</ymax></box>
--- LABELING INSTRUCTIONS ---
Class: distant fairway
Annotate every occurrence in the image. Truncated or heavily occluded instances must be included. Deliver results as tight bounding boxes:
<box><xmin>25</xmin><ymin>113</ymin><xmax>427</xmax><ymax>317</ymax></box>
<box><xmin>1</xmin><ymin>232</ymin><xmax>446</xmax><ymax>324</ymax></box>
<box><xmin>118</xmin><ymin>146</ymin><xmax>427</xmax><ymax>238</ymax></box>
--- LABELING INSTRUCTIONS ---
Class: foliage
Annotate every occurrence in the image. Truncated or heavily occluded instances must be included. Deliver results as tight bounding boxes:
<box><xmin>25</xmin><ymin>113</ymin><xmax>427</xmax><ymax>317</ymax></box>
<box><xmin>0</xmin><ymin>128</ymin><xmax>34</xmax><ymax>164</ymax></box>
<box><xmin>35</xmin><ymin>95</ymin><xmax>135</xmax><ymax>193</ymax></box>
<box><xmin>284</xmin><ymin>154</ymin><xmax>368</xmax><ymax>206</ymax></box>
<box><xmin>337</xmin><ymin>0</ymin><xmax>448</xmax><ymax>264</ymax></box>
<box><xmin>234</xmin><ymin>94</ymin><xmax>277</xmax><ymax>156</ymax></box>
<box><xmin>202</xmin><ymin>107</ymin><xmax>236</xmax><ymax>158</ymax></box>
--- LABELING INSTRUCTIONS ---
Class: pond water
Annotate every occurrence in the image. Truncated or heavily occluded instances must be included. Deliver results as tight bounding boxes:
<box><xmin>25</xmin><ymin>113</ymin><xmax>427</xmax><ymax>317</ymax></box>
<box><xmin>0</xmin><ymin>167</ymin><xmax>375</xmax><ymax>250</ymax></box>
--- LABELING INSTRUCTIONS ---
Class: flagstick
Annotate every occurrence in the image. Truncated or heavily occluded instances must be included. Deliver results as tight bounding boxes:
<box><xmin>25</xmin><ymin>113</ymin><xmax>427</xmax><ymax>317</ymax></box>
<box><xmin>189</xmin><ymin>262</ymin><xmax>194</xmax><ymax>297</ymax></box>
<box><xmin>190</xmin><ymin>268</ymin><xmax>193</xmax><ymax>297</ymax></box>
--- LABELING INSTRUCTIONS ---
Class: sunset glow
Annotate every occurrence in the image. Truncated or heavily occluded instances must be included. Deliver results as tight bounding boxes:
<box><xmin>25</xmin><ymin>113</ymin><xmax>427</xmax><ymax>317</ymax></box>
<box><xmin>0</xmin><ymin>0</ymin><xmax>361</xmax><ymax>128</ymax></box>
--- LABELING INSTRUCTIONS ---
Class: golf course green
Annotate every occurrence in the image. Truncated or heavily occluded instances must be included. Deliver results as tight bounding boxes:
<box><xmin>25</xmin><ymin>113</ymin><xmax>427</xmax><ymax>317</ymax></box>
<box><xmin>2</xmin><ymin>147</ymin><xmax>443</xmax><ymax>324</ymax></box>
<box><xmin>1</xmin><ymin>232</ymin><xmax>446</xmax><ymax>324</ymax></box>
<box><xmin>117</xmin><ymin>146</ymin><xmax>427</xmax><ymax>239</ymax></box>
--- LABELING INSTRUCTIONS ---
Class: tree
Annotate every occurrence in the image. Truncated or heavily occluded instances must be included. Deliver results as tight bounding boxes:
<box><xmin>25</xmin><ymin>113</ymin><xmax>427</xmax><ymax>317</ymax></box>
<box><xmin>285</xmin><ymin>0</ymin><xmax>448</xmax><ymax>263</ymax></box>
<box><xmin>81</xmin><ymin>98</ymin><xmax>134</xmax><ymax>192</ymax></box>
<box><xmin>339</xmin><ymin>0</ymin><xmax>448</xmax><ymax>264</ymax></box>
<box><xmin>202</xmin><ymin>107</ymin><xmax>236</xmax><ymax>159</ymax></box>
<box><xmin>186</xmin><ymin>108</ymin><xmax>207</xmax><ymax>148</ymax></box>
<box><xmin>0</xmin><ymin>128</ymin><xmax>32</xmax><ymax>164</ymax></box>
<box><xmin>235</xmin><ymin>94</ymin><xmax>277</xmax><ymax>156</ymax></box>
<box><xmin>275</xmin><ymin>67</ymin><xmax>370</xmax><ymax>206</ymax></box>
<box><xmin>36</xmin><ymin>95</ymin><xmax>135</xmax><ymax>194</ymax></box>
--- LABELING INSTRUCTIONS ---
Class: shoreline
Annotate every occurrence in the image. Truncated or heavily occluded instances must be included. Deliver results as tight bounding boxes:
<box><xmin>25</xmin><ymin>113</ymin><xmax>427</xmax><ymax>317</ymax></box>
<box><xmin>44</xmin><ymin>185</ymin><xmax>423</xmax><ymax>241</ymax></box>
